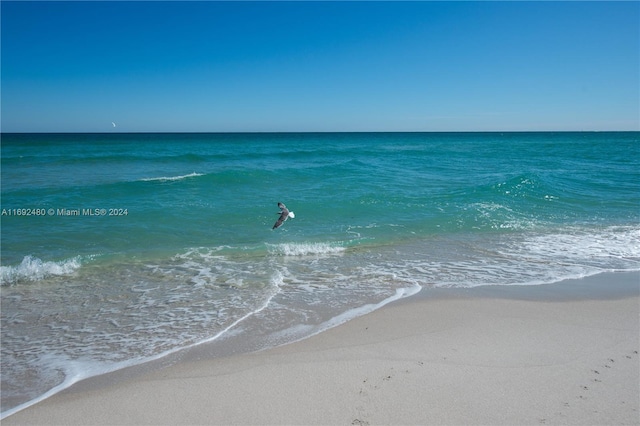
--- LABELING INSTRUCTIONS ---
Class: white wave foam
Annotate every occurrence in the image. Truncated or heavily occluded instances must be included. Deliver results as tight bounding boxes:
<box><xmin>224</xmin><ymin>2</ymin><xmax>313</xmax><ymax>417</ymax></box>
<box><xmin>139</xmin><ymin>172</ymin><xmax>203</xmax><ymax>182</ymax></box>
<box><xmin>502</xmin><ymin>226</ymin><xmax>640</xmax><ymax>266</ymax></box>
<box><xmin>1</xmin><ymin>255</ymin><xmax>82</xmax><ymax>285</ymax></box>
<box><xmin>392</xmin><ymin>225</ymin><xmax>640</xmax><ymax>289</ymax></box>
<box><xmin>267</xmin><ymin>242</ymin><xmax>346</xmax><ymax>256</ymax></box>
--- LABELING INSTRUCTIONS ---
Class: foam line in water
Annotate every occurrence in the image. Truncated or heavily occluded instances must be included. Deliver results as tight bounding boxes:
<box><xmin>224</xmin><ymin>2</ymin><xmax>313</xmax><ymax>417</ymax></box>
<box><xmin>266</xmin><ymin>283</ymin><xmax>422</xmax><ymax>348</ymax></box>
<box><xmin>139</xmin><ymin>172</ymin><xmax>203</xmax><ymax>182</ymax></box>
<box><xmin>194</xmin><ymin>269</ymin><xmax>285</xmax><ymax>345</ymax></box>
<box><xmin>317</xmin><ymin>284</ymin><xmax>422</xmax><ymax>331</ymax></box>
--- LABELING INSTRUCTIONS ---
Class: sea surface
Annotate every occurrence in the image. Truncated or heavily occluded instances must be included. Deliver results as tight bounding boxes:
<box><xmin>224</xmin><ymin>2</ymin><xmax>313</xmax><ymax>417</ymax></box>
<box><xmin>1</xmin><ymin>132</ymin><xmax>639</xmax><ymax>416</ymax></box>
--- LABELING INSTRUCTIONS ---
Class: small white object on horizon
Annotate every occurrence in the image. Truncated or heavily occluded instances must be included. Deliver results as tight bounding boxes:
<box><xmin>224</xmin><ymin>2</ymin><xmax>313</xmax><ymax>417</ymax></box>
<box><xmin>112</xmin><ymin>122</ymin><xmax>117</xmax><ymax>127</ymax></box>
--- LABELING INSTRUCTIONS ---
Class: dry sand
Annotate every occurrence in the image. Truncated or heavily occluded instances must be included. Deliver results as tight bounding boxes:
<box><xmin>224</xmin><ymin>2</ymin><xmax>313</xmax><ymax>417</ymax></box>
<box><xmin>4</xmin><ymin>272</ymin><xmax>639</xmax><ymax>425</ymax></box>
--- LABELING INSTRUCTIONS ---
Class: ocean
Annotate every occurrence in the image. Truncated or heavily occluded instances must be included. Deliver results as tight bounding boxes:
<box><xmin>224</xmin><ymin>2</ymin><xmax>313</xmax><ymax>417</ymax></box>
<box><xmin>1</xmin><ymin>132</ymin><xmax>639</xmax><ymax>416</ymax></box>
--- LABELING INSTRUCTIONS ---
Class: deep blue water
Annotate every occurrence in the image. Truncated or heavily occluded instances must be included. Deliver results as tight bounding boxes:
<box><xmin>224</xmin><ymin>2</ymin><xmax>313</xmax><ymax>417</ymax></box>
<box><xmin>1</xmin><ymin>132</ymin><xmax>639</xmax><ymax>416</ymax></box>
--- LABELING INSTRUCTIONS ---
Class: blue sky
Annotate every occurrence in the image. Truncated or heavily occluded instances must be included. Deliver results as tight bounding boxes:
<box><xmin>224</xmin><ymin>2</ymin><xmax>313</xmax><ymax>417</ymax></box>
<box><xmin>1</xmin><ymin>1</ymin><xmax>638</xmax><ymax>132</ymax></box>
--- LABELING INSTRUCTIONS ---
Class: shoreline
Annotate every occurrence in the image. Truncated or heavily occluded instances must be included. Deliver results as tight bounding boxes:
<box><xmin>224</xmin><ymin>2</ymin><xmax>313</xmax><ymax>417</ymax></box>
<box><xmin>3</xmin><ymin>271</ymin><xmax>639</xmax><ymax>425</ymax></box>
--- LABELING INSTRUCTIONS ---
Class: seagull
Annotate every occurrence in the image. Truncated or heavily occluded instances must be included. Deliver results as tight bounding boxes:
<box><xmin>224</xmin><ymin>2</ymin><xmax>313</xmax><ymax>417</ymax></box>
<box><xmin>273</xmin><ymin>202</ymin><xmax>295</xmax><ymax>229</ymax></box>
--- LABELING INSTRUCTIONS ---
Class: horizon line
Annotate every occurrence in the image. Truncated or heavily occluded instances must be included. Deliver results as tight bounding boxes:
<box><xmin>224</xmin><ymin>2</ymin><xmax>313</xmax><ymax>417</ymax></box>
<box><xmin>2</xmin><ymin>130</ymin><xmax>639</xmax><ymax>135</ymax></box>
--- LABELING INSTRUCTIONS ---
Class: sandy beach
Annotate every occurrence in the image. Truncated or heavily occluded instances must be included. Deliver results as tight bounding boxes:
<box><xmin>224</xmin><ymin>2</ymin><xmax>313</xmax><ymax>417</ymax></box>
<box><xmin>4</xmin><ymin>272</ymin><xmax>639</xmax><ymax>425</ymax></box>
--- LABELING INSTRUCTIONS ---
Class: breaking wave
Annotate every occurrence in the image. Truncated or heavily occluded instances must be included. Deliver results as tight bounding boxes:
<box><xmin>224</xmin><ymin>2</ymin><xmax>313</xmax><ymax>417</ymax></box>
<box><xmin>1</xmin><ymin>256</ymin><xmax>83</xmax><ymax>285</ymax></box>
<box><xmin>267</xmin><ymin>242</ymin><xmax>346</xmax><ymax>256</ymax></box>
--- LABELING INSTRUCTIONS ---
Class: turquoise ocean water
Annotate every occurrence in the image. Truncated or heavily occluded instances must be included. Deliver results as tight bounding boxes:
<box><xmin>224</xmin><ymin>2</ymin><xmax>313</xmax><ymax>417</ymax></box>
<box><xmin>1</xmin><ymin>132</ymin><xmax>639</xmax><ymax>416</ymax></box>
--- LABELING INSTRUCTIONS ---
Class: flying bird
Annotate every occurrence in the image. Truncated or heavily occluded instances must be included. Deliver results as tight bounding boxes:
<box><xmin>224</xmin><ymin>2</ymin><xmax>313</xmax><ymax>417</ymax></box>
<box><xmin>273</xmin><ymin>202</ymin><xmax>295</xmax><ymax>229</ymax></box>
<box><xmin>112</xmin><ymin>122</ymin><xmax>117</xmax><ymax>127</ymax></box>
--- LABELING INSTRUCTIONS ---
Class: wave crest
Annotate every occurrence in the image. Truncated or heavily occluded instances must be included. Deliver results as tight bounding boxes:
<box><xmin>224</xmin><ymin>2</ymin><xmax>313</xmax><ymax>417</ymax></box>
<box><xmin>1</xmin><ymin>256</ymin><xmax>82</xmax><ymax>285</ymax></box>
<box><xmin>139</xmin><ymin>172</ymin><xmax>203</xmax><ymax>182</ymax></box>
<box><xmin>267</xmin><ymin>242</ymin><xmax>346</xmax><ymax>256</ymax></box>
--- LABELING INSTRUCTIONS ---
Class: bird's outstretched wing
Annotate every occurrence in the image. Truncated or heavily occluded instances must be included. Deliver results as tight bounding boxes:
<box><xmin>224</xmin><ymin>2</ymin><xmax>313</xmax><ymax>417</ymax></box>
<box><xmin>273</xmin><ymin>212</ymin><xmax>288</xmax><ymax>229</ymax></box>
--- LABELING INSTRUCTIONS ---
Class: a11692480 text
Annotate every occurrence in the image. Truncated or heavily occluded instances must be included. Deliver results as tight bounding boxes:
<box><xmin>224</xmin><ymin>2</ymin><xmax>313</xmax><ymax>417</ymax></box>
<box><xmin>1</xmin><ymin>208</ymin><xmax>129</xmax><ymax>217</ymax></box>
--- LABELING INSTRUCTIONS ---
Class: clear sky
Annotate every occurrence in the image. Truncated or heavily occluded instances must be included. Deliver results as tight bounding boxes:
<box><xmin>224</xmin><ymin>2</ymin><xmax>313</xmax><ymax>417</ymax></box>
<box><xmin>1</xmin><ymin>1</ymin><xmax>638</xmax><ymax>133</ymax></box>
